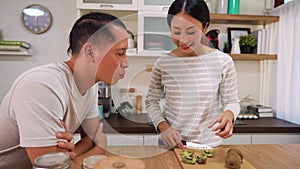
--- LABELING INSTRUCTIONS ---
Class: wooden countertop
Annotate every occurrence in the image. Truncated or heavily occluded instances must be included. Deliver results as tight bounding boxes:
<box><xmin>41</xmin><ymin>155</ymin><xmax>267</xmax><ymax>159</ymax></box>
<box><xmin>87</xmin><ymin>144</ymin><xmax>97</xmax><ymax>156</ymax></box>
<box><xmin>102</xmin><ymin>113</ymin><xmax>300</xmax><ymax>134</ymax></box>
<box><xmin>106</xmin><ymin>144</ymin><xmax>300</xmax><ymax>169</ymax></box>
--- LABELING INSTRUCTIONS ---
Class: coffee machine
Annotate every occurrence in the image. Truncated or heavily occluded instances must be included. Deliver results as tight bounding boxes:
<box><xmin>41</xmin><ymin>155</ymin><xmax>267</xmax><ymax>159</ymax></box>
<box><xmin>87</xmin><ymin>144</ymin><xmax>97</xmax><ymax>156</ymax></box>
<box><xmin>98</xmin><ymin>82</ymin><xmax>113</xmax><ymax>118</ymax></box>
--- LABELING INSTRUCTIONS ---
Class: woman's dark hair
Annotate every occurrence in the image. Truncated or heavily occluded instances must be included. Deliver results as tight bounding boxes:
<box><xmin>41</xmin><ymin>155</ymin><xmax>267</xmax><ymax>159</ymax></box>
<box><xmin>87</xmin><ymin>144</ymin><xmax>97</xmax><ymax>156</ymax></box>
<box><xmin>67</xmin><ymin>12</ymin><xmax>126</xmax><ymax>55</ymax></box>
<box><xmin>167</xmin><ymin>0</ymin><xmax>210</xmax><ymax>29</ymax></box>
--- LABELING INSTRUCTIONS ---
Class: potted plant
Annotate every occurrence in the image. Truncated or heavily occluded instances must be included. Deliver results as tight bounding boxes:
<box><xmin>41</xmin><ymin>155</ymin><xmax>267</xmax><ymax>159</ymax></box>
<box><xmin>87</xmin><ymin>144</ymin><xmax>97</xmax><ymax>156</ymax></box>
<box><xmin>239</xmin><ymin>34</ymin><xmax>258</xmax><ymax>54</ymax></box>
<box><xmin>223</xmin><ymin>42</ymin><xmax>230</xmax><ymax>53</ymax></box>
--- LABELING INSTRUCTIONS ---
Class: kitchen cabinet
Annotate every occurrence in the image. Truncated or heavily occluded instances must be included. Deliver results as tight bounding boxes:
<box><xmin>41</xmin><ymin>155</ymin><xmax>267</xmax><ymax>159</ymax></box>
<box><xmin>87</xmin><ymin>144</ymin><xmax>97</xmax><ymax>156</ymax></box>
<box><xmin>223</xmin><ymin>133</ymin><xmax>300</xmax><ymax>145</ymax></box>
<box><xmin>76</xmin><ymin>0</ymin><xmax>138</xmax><ymax>10</ymax></box>
<box><xmin>137</xmin><ymin>11</ymin><xmax>176</xmax><ymax>56</ymax></box>
<box><xmin>138</xmin><ymin>0</ymin><xmax>174</xmax><ymax>11</ymax></box>
<box><xmin>73</xmin><ymin>133</ymin><xmax>155</xmax><ymax>146</ymax></box>
<box><xmin>251</xmin><ymin>133</ymin><xmax>300</xmax><ymax>144</ymax></box>
<box><xmin>106</xmin><ymin>133</ymin><xmax>143</xmax><ymax>146</ymax></box>
<box><xmin>222</xmin><ymin>134</ymin><xmax>252</xmax><ymax>145</ymax></box>
<box><xmin>143</xmin><ymin>134</ymin><xmax>159</xmax><ymax>145</ymax></box>
<box><xmin>108</xmin><ymin>134</ymin><xmax>159</xmax><ymax>146</ymax></box>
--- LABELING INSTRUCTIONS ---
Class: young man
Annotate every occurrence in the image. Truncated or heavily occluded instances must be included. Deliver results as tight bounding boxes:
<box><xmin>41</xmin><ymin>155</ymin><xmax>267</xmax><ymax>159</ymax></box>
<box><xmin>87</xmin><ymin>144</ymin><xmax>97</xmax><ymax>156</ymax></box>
<box><xmin>0</xmin><ymin>12</ymin><xmax>129</xmax><ymax>169</ymax></box>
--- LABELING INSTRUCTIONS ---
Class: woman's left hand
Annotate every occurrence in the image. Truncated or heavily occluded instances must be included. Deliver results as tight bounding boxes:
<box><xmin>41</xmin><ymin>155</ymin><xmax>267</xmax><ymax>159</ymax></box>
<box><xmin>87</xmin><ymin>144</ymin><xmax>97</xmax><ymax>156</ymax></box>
<box><xmin>208</xmin><ymin>110</ymin><xmax>234</xmax><ymax>138</ymax></box>
<box><xmin>56</xmin><ymin>121</ymin><xmax>76</xmax><ymax>159</ymax></box>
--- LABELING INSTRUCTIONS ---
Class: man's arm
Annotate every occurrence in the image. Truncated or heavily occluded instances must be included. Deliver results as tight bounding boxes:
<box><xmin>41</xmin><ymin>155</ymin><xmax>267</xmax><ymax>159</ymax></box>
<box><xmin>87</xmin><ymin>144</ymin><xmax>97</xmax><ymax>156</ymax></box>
<box><xmin>26</xmin><ymin>117</ymin><xmax>106</xmax><ymax>169</ymax></box>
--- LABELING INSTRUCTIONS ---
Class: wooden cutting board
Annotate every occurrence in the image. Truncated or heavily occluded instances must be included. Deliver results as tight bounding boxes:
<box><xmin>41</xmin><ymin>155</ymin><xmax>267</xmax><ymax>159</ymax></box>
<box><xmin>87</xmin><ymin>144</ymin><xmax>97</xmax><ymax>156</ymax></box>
<box><xmin>174</xmin><ymin>148</ymin><xmax>256</xmax><ymax>169</ymax></box>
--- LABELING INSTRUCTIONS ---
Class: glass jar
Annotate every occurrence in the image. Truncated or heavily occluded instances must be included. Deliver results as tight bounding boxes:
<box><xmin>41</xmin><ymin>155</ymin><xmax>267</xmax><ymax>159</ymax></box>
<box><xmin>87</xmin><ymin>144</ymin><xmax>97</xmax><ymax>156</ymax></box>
<box><xmin>82</xmin><ymin>155</ymin><xmax>106</xmax><ymax>169</ymax></box>
<box><xmin>119</xmin><ymin>88</ymin><xmax>128</xmax><ymax>104</ymax></box>
<box><xmin>217</xmin><ymin>0</ymin><xmax>228</xmax><ymax>14</ymax></box>
<box><xmin>128</xmin><ymin>88</ymin><xmax>136</xmax><ymax>108</ymax></box>
<box><xmin>204</xmin><ymin>0</ymin><xmax>216</xmax><ymax>13</ymax></box>
<box><xmin>32</xmin><ymin>152</ymin><xmax>70</xmax><ymax>169</ymax></box>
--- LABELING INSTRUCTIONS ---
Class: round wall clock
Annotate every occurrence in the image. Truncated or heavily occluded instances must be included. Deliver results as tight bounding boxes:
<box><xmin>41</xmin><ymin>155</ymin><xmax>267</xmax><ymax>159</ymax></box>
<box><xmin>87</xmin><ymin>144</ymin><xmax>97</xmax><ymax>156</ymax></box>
<box><xmin>21</xmin><ymin>4</ymin><xmax>52</xmax><ymax>34</ymax></box>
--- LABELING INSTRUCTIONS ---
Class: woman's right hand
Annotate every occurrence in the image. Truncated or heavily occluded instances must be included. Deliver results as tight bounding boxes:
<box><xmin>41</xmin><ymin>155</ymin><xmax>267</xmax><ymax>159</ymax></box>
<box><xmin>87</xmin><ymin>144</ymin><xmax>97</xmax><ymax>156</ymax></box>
<box><xmin>158</xmin><ymin>121</ymin><xmax>184</xmax><ymax>148</ymax></box>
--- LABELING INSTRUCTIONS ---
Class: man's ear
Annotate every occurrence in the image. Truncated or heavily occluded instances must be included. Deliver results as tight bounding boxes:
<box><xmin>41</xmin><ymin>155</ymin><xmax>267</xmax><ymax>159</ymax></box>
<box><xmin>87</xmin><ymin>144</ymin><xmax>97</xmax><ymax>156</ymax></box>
<box><xmin>83</xmin><ymin>43</ymin><xmax>96</xmax><ymax>63</ymax></box>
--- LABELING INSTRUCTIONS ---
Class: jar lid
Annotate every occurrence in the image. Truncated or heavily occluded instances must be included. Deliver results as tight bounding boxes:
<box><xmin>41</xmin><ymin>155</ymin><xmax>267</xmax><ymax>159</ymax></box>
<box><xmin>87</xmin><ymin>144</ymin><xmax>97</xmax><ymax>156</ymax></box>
<box><xmin>33</xmin><ymin>152</ymin><xmax>70</xmax><ymax>168</ymax></box>
<box><xmin>129</xmin><ymin>88</ymin><xmax>135</xmax><ymax>93</ymax></box>
<box><xmin>120</xmin><ymin>88</ymin><xmax>127</xmax><ymax>93</ymax></box>
<box><xmin>83</xmin><ymin>155</ymin><xmax>107</xmax><ymax>169</ymax></box>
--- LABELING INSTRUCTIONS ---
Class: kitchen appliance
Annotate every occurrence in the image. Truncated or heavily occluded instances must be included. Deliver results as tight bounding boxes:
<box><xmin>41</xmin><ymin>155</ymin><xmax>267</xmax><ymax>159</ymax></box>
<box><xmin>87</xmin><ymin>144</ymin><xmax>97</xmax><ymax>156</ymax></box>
<box><xmin>206</xmin><ymin>29</ymin><xmax>220</xmax><ymax>49</ymax></box>
<box><xmin>98</xmin><ymin>82</ymin><xmax>113</xmax><ymax>119</ymax></box>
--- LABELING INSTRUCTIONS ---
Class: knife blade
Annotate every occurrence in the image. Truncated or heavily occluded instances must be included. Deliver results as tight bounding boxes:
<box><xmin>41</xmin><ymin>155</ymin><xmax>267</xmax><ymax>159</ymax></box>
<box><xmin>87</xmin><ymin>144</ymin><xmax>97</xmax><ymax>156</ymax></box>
<box><xmin>181</xmin><ymin>140</ymin><xmax>213</xmax><ymax>150</ymax></box>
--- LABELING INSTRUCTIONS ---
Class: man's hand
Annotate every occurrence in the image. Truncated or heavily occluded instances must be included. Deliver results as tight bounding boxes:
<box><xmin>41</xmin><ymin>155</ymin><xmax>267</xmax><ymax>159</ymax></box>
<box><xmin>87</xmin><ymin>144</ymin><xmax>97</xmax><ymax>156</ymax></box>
<box><xmin>56</xmin><ymin>121</ymin><xmax>76</xmax><ymax>159</ymax></box>
<box><xmin>208</xmin><ymin>110</ymin><xmax>235</xmax><ymax>138</ymax></box>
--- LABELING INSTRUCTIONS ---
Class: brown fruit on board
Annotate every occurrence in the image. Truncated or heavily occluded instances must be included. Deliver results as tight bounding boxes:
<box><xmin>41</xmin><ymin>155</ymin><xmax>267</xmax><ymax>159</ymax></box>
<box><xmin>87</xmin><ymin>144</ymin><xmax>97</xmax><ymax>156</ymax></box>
<box><xmin>224</xmin><ymin>148</ymin><xmax>243</xmax><ymax>169</ymax></box>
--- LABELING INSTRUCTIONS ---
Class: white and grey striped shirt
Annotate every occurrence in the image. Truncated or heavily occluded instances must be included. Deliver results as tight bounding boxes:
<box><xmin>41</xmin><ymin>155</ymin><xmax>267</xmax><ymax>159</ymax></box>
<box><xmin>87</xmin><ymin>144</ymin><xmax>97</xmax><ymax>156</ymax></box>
<box><xmin>146</xmin><ymin>50</ymin><xmax>240</xmax><ymax>147</ymax></box>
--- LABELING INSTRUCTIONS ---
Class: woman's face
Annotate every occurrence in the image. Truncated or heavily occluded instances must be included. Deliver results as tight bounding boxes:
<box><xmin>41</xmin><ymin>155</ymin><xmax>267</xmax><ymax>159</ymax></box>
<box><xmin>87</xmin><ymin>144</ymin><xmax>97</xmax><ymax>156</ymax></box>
<box><xmin>96</xmin><ymin>25</ymin><xmax>129</xmax><ymax>85</ymax></box>
<box><xmin>170</xmin><ymin>12</ymin><xmax>206</xmax><ymax>56</ymax></box>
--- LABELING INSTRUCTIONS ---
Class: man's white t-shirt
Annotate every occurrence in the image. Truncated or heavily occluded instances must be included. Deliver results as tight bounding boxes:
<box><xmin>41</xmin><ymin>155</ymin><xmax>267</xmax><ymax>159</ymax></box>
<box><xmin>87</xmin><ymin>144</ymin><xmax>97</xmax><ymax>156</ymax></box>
<box><xmin>0</xmin><ymin>62</ymin><xmax>98</xmax><ymax>169</ymax></box>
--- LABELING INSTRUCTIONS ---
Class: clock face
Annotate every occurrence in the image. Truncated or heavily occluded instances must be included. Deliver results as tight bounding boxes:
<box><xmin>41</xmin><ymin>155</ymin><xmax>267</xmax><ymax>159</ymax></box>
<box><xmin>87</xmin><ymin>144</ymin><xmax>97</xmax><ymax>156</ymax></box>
<box><xmin>22</xmin><ymin>4</ymin><xmax>52</xmax><ymax>34</ymax></box>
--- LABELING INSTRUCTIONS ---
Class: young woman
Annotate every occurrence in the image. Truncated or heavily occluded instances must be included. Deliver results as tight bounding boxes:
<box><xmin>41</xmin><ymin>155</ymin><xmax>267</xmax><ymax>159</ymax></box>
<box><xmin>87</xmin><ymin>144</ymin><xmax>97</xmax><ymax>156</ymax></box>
<box><xmin>0</xmin><ymin>12</ymin><xmax>129</xmax><ymax>168</ymax></box>
<box><xmin>146</xmin><ymin>0</ymin><xmax>240</xmax><ymax>148</ymax></box>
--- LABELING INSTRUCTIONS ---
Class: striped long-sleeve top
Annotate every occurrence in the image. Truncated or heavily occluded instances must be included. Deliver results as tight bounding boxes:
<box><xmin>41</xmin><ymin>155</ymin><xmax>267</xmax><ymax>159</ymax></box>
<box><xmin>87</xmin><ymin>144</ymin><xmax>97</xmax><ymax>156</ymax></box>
<box><xmin>146</xmin><ymin>50</ymin><xmax>240</xmax><ymax>147</ymax></box>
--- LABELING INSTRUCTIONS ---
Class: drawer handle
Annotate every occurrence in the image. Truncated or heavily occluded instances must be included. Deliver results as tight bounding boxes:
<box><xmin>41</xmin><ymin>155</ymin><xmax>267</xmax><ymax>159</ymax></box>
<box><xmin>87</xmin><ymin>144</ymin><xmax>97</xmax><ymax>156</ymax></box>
<box><xmin>99</xmin><ymin>4</ymin><xmax>114</xmax><ymax>8</ymax></box>
<box><xmin>162</xmin><ymin>7</ymin><xmax>169</xmax><ymax>11</ymax></box>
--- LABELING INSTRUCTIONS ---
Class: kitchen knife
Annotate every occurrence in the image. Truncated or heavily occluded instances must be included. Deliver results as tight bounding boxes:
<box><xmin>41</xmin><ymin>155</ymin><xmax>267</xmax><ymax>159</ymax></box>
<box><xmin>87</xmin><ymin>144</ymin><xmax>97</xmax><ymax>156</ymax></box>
<box><xmin>181</xmin><ymin>140</ymin><xmax>213</xmax><ymax>150</ymax></box>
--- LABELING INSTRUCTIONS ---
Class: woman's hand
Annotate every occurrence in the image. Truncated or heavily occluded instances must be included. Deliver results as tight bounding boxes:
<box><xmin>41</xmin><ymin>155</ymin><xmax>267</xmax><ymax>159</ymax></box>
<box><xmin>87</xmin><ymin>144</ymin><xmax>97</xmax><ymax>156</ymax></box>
<box><xmin>56</xmin><ymin>121</ymin><xmax>76</xmax><ymax>159</ymax></box>
<box><xmin>208</xmin><ymin>110</ymin><xmax>235</xmax><ymax>139</ymax></box>
<box><xmin>158</xmin><ymin>121</ymin><xmax>184</xmax><ymax>148</ymax></box>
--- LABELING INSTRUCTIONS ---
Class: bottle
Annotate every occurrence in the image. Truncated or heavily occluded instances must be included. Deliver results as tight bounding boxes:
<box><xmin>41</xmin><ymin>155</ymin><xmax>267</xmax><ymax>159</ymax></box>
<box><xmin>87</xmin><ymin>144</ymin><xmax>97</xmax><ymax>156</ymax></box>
<box><xmin>231</xmin><ymin>37</ymin><xmax>241</xmax><ymax>54</ymax></box>
<box><xmin>117</xmin><ymin>88</ymin><xmax>130</xmax><ymax>116</ymax></box>
<box><xmin>136</xmin><ymin>95</ymin><xmax>142</xmax><ymax>114</ymax></box>
<box><xmin>32</xmin><ymin>152</ymin><xmax>70</xmax><ymax>169</ymax></box>
<box><xmin>128</xmin><ymin>88</ymin><xmax>136</xmax><ymax>109</ymax></box>
<box><xmin>228</xmin><ymin>0</ymin><xmax>240</xmax><ymax>14</ymax></box>
<box><xmin>98</xmin><ymin>100</ymin><xmax>103</xmax><ymax>120</ymax></box>
<box><xmin>217</xmin><ymin>0</ymin><xmax>228</xmax><ymax>14</ymax></box>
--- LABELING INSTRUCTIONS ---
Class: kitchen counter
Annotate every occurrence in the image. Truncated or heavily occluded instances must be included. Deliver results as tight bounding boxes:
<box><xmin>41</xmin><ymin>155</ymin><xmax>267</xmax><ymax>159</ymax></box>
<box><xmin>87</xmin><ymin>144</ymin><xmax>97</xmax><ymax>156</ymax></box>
<box><xmin>106</xmin><ymin>144</ymin><xmax>300</xmax><ymax>169</ymax></box>
<box><xmin>102</xmin><ymin>113</ymin><xmax>300</xmax><ymax>134</ymax></box>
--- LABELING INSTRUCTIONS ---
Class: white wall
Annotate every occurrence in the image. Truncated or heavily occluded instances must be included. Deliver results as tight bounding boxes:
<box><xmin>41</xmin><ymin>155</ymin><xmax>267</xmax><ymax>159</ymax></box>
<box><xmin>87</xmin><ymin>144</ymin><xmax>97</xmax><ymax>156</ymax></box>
<box><xmin>0</xmin><ymin>0</ymin><xmax>77</xmax><ymax>99</ymax></box>
<box><xmin>0</xmin><ymin>0</ymin><xmax>273</xmax><ymax>112</ymax></box>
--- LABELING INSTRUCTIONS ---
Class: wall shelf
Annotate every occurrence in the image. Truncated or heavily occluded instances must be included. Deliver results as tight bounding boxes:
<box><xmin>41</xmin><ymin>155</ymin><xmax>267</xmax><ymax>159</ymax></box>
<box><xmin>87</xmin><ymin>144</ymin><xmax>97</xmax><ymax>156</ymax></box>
<box><xmin>211</xmin><ymin>14</ymin><xmax>279</xmax><ymax>25</ymax></box>
<box><xmin>77</xmin><ymin>2</ymin><xmax>280</xmax><ymax>61</ymax></box>
<box><xmin>229</xmin><ymin>54</ymin><xmax>277</xmax><ymax>60</ymax></box>
<box><xmin>0</xmin><ymin>50</ymin><xmax>31</xmax><ymax>56</ymax></box>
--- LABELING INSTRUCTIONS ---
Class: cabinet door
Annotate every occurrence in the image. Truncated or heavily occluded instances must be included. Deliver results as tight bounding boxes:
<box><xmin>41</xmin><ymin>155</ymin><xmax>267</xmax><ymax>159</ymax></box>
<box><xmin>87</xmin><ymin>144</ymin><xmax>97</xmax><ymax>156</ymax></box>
<box><xmin>107</xmin><ymin>134</ymin><xmax>143</xmax><ymax>146</ymax></box>
<box><xmin>222</xmin><ymin>134</ymin><xmax>252</xmax><ymax>145</ymax></box>
<box><xmin>144</xmin><ymin>134</ymin><xmax>160</xmax><ymax>145</ymax></box>
<box><xmin>137</xmin><ymin>11</ymin><xmax>176</xmax><ymax>56</ymax></box>
<box><xmin>252</xmin><ymin>134</ymin><xmax>300</xmax><ymax>144</ymax></box>
<box><xmin>139</xmin><ymin>0</ymin><xmax>174</xmax><ymax>11</ymax></box>
<box><xmin>77</xmin><ymin>0</ymin><xmax>138</xmax><ymax>10</ymax></box>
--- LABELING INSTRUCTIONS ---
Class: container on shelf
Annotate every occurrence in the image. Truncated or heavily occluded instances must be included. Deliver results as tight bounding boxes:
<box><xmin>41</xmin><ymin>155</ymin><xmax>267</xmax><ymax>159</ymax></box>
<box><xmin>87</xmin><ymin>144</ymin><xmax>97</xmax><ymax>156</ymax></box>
<box><xmin>128</xmin><ymin>87</ymin><xmax>136</xmax><ymax>107</ymax></box>
<box><xmin>136</xmin><ymin>95</ymin><xmax>142</xmax><ymax>114</ymax></box>
<box><xmin>228</xmin><ymin>0</ymin><xmax>240</xmax><ymax>14</ymax></box>
<box><xmin>217</xmin><ymin>0</ymin><xmax>228</xmax><ymax>14</ymax></box>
